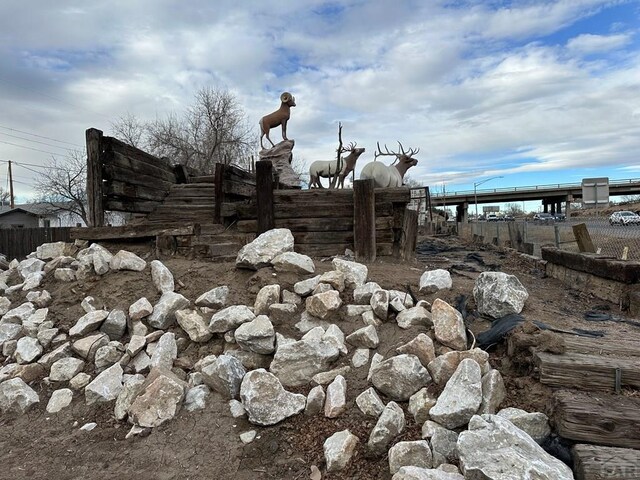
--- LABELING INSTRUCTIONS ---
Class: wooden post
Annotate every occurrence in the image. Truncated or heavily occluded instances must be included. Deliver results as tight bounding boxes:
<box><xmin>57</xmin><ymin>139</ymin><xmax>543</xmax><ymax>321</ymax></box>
<box><xmin>214</xmin><ymin>162</ymin><xmax>226</xmax><ymax>224</ymax></box>
<box><xmin>8</xmin><ymin>160</ymin><xmax>14</xmax><ymax>208</ymax></box>
<box><xmin>256</xmin><ymin>160</ymin><xmax>275</xmax><ymax>234</ymax></box>
<box><xmin>573</xmin><ymin>223</ymin><xmax>596</xmax><ymax>253</ymax></box>
<box><xmin>401</xmin><ymin>208</ymin><xmax>418</xmax><ymax>260</ymax></box>
<box><xmin>554</xmin><ymin>225</ymin><xmax>561</xmax><ymax>248</ymax></box>
<box><xmin>86</xmin><ymin>128</ymin><xmax>104</xmax><ymax>227</ymax></box>
<box><xmin>353</xmin><ymin>179</ymin><xmax>376</xmax><ymax>262</ymax></box>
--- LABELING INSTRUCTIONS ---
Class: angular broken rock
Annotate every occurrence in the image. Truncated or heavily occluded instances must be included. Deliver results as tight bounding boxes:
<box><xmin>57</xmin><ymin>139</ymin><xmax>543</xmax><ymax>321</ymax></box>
<box><xmin>431</xmin><ymin>299</ymin><xmax>467</xmax><ymax>351</ymax></box>
<box><xmin>254</xmin><ymin>284</ymin><xmax>281</xmax><ymax>316</ymax></box>
<box><xmin>305</xmin><ymin>290</ymin><xmax>342</xmax><ymax>320</ymax></box>
<box><xmin>234</xmin><ymin>315</ymin><xmax>275</xmax><ymax>354</ymax></box>
<box><xmin>184</xmin><ymin>383</ymin><xmax>209</xmax><ymax>412</ymax></box>
<box><xmin>201</xmin><ymin>354</ymin><xmax>246</xmax><ymax>399</ymax></box>
<box><xmin>370</xmin><ymin>289</ymin><xmax>389</xmax><ymax>320</ymax></box>
<box><xmin>356</xmin><ymin>387</ymin><xmax>385</xmax><ymax>418</ymax></box>
<box><xmin>389</xmin><ymin>440</ymin><xmax>433</xmax><ymax>475</ymax></box>
<box><xmin>150</xmin><ymin>260</ymin><xmax>174</xmax><ymax>293</ymax></box>
<box><xmin>72</xmin><ymin>333</ymin><xmax>110</xmax><ymax>361</ymax></box>
<box><xmin>305</xmin><ymin>385</ymin><xmax>325</xmax><ymax>416</ymax></box>
<box><xmin>84</xmin><ymin>363</ymin><xmax>123</xmax><ymax>405</ymax></box>
<box><xmin>128</xmin><ymin>369</ymin><xmax>186</xmax><ymax>428</ymax></box>
<box><xmin>129</xmin><ymin>297</ymin><xmax>153</xmax><ymax>321</ymax></box>
<box><xmin>478</xmin><ymin>369</ymin><xmax>506</xmax><ymax>415</ymax></box>
<box><xmin>370</xmin><ymin>354</ymin><xmax>431</xmax><ymax>401</ymax></box>
<box><xmin>109</xmin><ymin>250</ymin><xmax>146</xmax><ymax>271</ymax></box>
<box><xmin>272</xmin><ymin>252</ymin><xmax>315</xmax><ymax>274</ymax></box>
<box><xmin>150</xmin><ymin>332</ymin><xmax>177</xmax><ymax>370</ymax></box>
<box><xmin>427</xmin><ymin>348</ymin><xmax>489</xmax><ymax>385</ymax></box>
<box><xmin>409</xmin><ymin>388</ymin><xmax>437</xmax><ymax>425</ymax></box>
<box><xmin>419</xmin><ymin>269</ymin><xmax>452</xmax><ymax>293</ymax></box>
<box><xmin>100</xmin><ymin>310</ymin><xmax>127</xmax><ymax>340</ymax></box>
<box><xmin>195</xmin><ymin>286</ymin><xmax>229</xmax><ymax>309</ymax></box>
<box><xmin>346</xmin><ymin>325</ymin><xmax>379</xmax><ymax>349</ymax></box>
<box><xmin>95</xmin><ymin>343</ymin><xmax>124</xmax><ymax>371</ymax></box>
<box><xmin>235</xmin><ymin>228</ymin><xmax>294</xmax><ymax>270</ymax></box>
<box><xmin>431</xmin><ymin>428</ymin><xmax>459</xmax><ymax>466</ymax></box>
<box><xmin>367</xmin><ymin>401</ymin><xmax>405</xmax><ymax>456</ymax></box>
<box><xmin>90</xmin><ymin>244</ymin><xmax>113</xmax><ymax>275</ymax></box>
<box><xmin>269</xmin><ymin>303</ymin><xmax>297</xmax><ymax>325</ymax></box>
<box><xmin>3</xmin><ymin>302</ymin><xmax>35</xmax><ymax>324</ymax></box>
<box><xmin>15</xmin><ymin>336</ymin><xmax>43</xmax><ymax>364</ymax></box>
<box><xmin>26</xmin><ymin>290</ymin><xmax>52</xmax><ymax>308</ymax></box>
<box><xmin>0</xmin><ymin>377</ymin><xmax>39</xmax><ymax>414</ymax></box>
<box><xmin>114</xmin><ymin>374</ymin><xmax>146</xmax><ymax>420</ymax></box>
<box><xmin>240</xmin><ymin>369</ymin><xmax>306</xmax><ymax>425</ymax></box>
<box><xmin>332</xmin><ymin>258</ymin><xmax>368</xmax><ymax>287</ymax></box>
<box><xmin>322</xmin><ymin>324</ymin><xmax>348</xmax><ymax>356</ymax></box>
<box><xmin>312</xmin><ymin>366</ymin><xmax>351</xmax><ymax>385</ymax></box>
<box><xmin>318</xmin><ymin>270</ymin><xmax>346</xmax><ymax>292</ymax></box>
<box><xmin>295</xmin><ymin>311</ymin><xmax>330</xmax><ymax>333</ymax></box>
<box><xmin>496</xmin><ymin>407</ymin><xmax>551</xmax><ymax>444</ymax></box>
<box><xmin>0</xmin><ymin>323</ymin><xmax>22</xmax><ymax>347</ymax></box>
<box><xmin>270</xmin><ymin>339</ymin><xmax>340</xmax><ymax>387</ymax></box>
<box><xmin>46</xmin><ymin>388</ymin><xmax>73</xmax><ymax>413</ymax></box>
<box><xmin>396</xmin><ymin>307</ymin><xmax>432</xmax><ymax>330</ymax></box>
<box><xmin>54</xmin><ymin>268</ymin><xmax>76</xmax><ymax>282</ymax></box>
<box><xmin>36</xmin><ymin>241</ymin><xmax>75</xmax><ymax>261</ymax></box>
<box><xmin>458</xmin><ymin>414</ymin><xmax>574</xmax><ymax>479</ymax></box>
<box><xmin>397</xmin><ymin>334</ymin><xmax>436</xmax><ymax>367</ymax></box>
<box><xmin>352</xmin><ymin>348</ymin><xmax>370</xmax><ymax>368</ymax></box>
<box><xmin>473</xmin><ymin>271</ymin><xmax>529</xmax><ymax>319</ymax></box>
<box><xmin>176</xmin><ymin>309</ymin><xmax>212</xmax><ymax>343</ymax></box>
<box><xmin>324</xmin><ymin>375</ymin><xmax>347</xmax><ymax>418</ymax></box>
<box><xmin>17</xmin><ymin>257</ymin><xmax>45</xmax><ymax>279</ymax></box>
<box><xmin>353</xmin><ymin>282</ymin><xmax>381</xmax><ymax>304</ymax></box>
<box><xmin>126</xmin><ymin>335</ymin><xmax>146</xmax><ymax>357</ymax></box>
<box><xmin>429</xmin><ymin>359</ymin><xmax>482</xmax><ymax>429</ymax></box>
<box><xmin>324</xmin><ymin>429</ymin><xmax>359</xmax><ymax>472</ymax></box>
<box><xmin>392</xmin><ymin>467</ymin><xmax>463</xmax><ymax>480</ymax></box>
<box><xmin>293</xmin><ymin>275</ymin><xmax>321</xmax><ymax>297</ymax></box>
<box><xmin>69</xmin><ymin>310</ymin><xmax>110</xmax><ymax>337</ymax></box>
<box><xmin>209</xmin><ymin>305</ymin><xmax>255</xmax><ymax>333</ymax></box>
<box><xmin>148</xmin><ymin>292</ymin><xmax>189</xmax><ymax>329</ymax></box>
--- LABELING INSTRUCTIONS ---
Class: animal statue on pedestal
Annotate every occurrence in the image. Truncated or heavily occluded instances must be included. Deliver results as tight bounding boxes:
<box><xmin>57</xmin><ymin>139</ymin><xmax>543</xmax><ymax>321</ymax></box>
<box><xmin>309</xmin><ymin>142</ymin><xmax>366</xmax><ymax>188</ymax></box>
<box><xmin>359</xmin><ymin>142</ymin><xmax>419</xmax><ymax>188</ymax></box>
<box><xmin>259</xmin><ymin>92</ymin><xmax>296</xmax><ymax>149</ymax></box>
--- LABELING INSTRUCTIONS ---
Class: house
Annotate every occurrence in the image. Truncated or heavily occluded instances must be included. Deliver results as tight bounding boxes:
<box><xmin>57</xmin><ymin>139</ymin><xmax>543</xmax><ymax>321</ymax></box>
<box><xmin>0</xmin><ymin>202</ymin><xmax>86</xmax><ymax>228</ymax></box>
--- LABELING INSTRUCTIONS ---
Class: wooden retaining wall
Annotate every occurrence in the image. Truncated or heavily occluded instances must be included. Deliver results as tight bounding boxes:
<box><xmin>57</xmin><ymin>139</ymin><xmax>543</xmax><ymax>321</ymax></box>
<box><xmin>0</xmin><ymin>227</ymin><xmax>71</xmax><ymax>260</ymax></box>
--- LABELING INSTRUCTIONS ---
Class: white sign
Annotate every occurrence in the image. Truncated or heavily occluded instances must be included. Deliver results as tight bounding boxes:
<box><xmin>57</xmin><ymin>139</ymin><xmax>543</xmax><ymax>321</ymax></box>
<box><xmin>581</xmin><ymin>177</ymin><xmax>609</xmax><ymax>208</ymax></box>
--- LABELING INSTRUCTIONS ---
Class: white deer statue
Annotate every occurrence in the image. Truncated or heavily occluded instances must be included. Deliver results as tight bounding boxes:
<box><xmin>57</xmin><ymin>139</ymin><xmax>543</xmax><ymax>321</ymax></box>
<box><xmin>309</xmin><ymin>142</ymin><xmax>365</xmax><ymax>188</ymax></box>
<box><xmin>360</xmin><ymin>142</ymin><xmax>419</xmax><ymax>187</ymax></box>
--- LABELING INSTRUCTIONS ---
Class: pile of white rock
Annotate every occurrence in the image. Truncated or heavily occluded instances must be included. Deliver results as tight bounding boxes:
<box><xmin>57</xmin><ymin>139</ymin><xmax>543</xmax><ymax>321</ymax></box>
<box><xmin>0</xmin><ymin>229</ymin><xmax>572</xmax><ymax>479</ymax></box>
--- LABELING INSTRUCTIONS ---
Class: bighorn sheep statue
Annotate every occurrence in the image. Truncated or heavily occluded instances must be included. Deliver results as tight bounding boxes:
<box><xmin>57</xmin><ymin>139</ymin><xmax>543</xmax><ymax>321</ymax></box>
<box><xmin>360</xmin><ymin>142</ymin><xmax>419</xmax><ymax>187</ymax></box>
<box><xmin>309</xmin><ymin>142</ymin><xmax>366</xmax><ymax>188</ymax></box>
<box><xmin>259</xmin><ymin>92</ymin><xmax>296</xmax><ymax>149</ymax></box>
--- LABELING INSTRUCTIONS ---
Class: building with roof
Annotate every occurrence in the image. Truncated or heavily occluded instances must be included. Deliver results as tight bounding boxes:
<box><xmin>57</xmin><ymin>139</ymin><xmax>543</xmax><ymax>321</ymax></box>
<box><xmin>0</xmin><ymin>202</ymin><xmax>86</xmax><ymax>228</ymax></box>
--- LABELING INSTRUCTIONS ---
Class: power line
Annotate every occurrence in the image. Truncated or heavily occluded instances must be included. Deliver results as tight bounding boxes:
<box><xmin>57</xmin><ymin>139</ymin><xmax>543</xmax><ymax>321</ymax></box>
<box><xmin>0</xmin><ymin>160</ymin><xmax>70</xmax><ymax>171</ymax></box>
<box><xmin>0</xmin><ymin>139</ymin><xmax>65</xmax><ymax>157</ymax></box>
<box><xmin>0</xmin><ymin>124</ymin><xmax>84</xmax><ymax>148</ymax></box>
<box><xmin>0</xmin><ymin>131</ymin><xmax>78</xmax><ymax>152</ymax></box>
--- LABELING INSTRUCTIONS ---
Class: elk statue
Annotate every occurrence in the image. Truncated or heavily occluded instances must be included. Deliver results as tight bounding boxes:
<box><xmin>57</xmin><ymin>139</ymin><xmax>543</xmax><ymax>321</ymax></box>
<box><xmin>309</xmin><ymin>142</ymin><xmax>366</xmax><ymax>188</ymax></box>
<box><xmin>259</xmin><ymin>92</ymin><xmax>296</xmax><ymax>149</ymax></box>
<box><xmin>360</xmin><ymin>142</ymin><xmax>419</xmax><ymax>187</ymax></box>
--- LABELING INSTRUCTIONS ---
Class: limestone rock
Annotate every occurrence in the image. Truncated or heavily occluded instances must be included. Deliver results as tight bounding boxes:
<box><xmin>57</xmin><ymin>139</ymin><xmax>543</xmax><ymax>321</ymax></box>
<box><xmin>354</xmin><ymin>282</ymin><xmax>381</xmax><ymax>304</ymax></box>
<box><xmin>431</xmin><ymin>428</ymin><xmax>459</xmax><ymax>466</ymax></box>
<box><xmin>397</xmin><ymin>334</ymin><xmax>436</xmax><ymax>367</ymax></box>
<box><xmin>370</xmin><ymin>289</ymin><xmax>389</xmax><ymax>320</ymax></box>
<box><xmin>36</xmin><ymin>241</ymin><xmax>76</xmax><ymax>261</ymax></box>
<box><xmin>293</xmin><ymin>275</ymin><xmax>321</xmax><ymax>297</ymax></box>
<box><xmin>22</xmin><ymin>271</ymin><xmax>44</xmax><ymax>290</ymax></box>
<box><xmin>26</xmin><ymin>290</ymin><xmax>52</xmax><ymax>308</ymax></box>
<box><xmin>184</xmin><ymin>384</ymin><xmax>209</xmax><ymax>412</ymax></box>
<box><xmin>429</xmin><ymin>359</ymin><xmax>482</xmax><ymax>429</ymax></box>
<box><xmin>431</xmin><ymin>299</ymin><xmax>467</xmax><ymax>351</ymax></box>
<box><xmin>332</xmin><ymin>258</ymin><xmax>368</xmax><ymax>287</ymax></box>
<box><xmin>54</xmin><ymin>268</ymin><xmax>76</xmax><ymax>282</ymax></box>
<box><xmin>209</xmin><ymin>305</ymin><xmax>255</xmax><ymax>333</ymax></box>
<box><xmin>150</xmin><ymin>332</ymin><xmax>177</xmax><ymax>370</ymax></box>
<box><xmin>409</xmin><ymin>388</ymin><xmax>437</xmax><ymax>424</ymax></box>
<box><xmin>100</xmin><ymin>310</ymin><xmax>127</xmax><ymax>340</ymax></box>
<box><xmin>295</xmin><ymin>311</ymin><xmax>330</xmax><ymax>333</ymax></box>
<box><xmin>15</xmin><ymin>336</ymin><xmax>43</xmax><ymax>364</ymax></box>
<box><xmin>195</xmin><ymin>286</ymin><xmax>229</xmax><ymax>308</ymax></box>
<box><xmin>367</xmin><ymin>401</ymin><xmax>405</xmax><ymax>456</ymax></box>
<box><xmin>282</xmin><ymin>290</ymin><xmax>302</xmax><ymax>306</ymax></box>
<box><xmin>457</xmin><ymin>414</ymin><xmax>574</xmax><ymax>479</ymax></box>
<box><xmin>201</xmin><ymin>354</ymin><xmax>246</xmax><ymax>399</ymax></box>
<box><xmin>324</xmin><ymin>375</ymin><xmax>347</xmax><ymax>418</ymax></box>
<box><xmin>110</xmin><ymin>250</ymin><xmax>146</xmax><ymax>271</ymax></box>
<box><xmin>322</xmin><ymin>324</ymin><xmax>348</xmax><ymax>355</ymax></box>
<box><xmin>0</xmin><ymin>323</ymin><xmax>22</xmax><ymax>347</ymax></box>
<box><xmin>270</xmin><ymin>338</ymin><xmax>340</xmax><ymax>387</ymax></box>
<box><xmin>496</xmin><ymin>407</ymin><xmax>551</xmax><ymax>443</ymax></box>
<box><xmin>272</xmin><ymin>252</ymin><xmax>315</xmax><ymax>274</ymax></box>
<box><xmin>312</xmin><ymin>366</ymin><xmax>351</xmax><ymax>385</ymax></box>
<box><xmin>0</xmin><ymin>296</ymin><xmax>12</xmax><ymax>316</ymax></box>
<box><xmin>150</xmin><ymin>260</ymin><xmax>174</xmax><ymax>293</ymax></box>
<box><xmin>90</xmin><ymin>244</ymin><xmax>113</xmax><ymax>275</ymax></box>
<box><xmin>224</xmin><ymin>349</ymin><xmax>271</xmax><ymax>371</ymax></box>
<box><xmin>128</xmin><ymin>369</ymin><xmax>186</xmax><ymax>428</ymax></box>
<box><xmin>234</xmin><ymin>315</ymin><xmax>275</xmax><ymax>354</ymax></box>
<box><xmin>46</xmin><ymin>388</ymin><xmax>73</xmax><ymax>413</ymax></box>
<box><xmin>389</xmin><ymin>440</ymin><xmax>433</xmax><ymax>475</ymax></box>
<box><xmin>305</xmin><ymin>385</ymin><xmax>325</xmax><ymax>416</ymax></box>
<box><xmin>324</xmin><ymin>429</ymin><xmax>359</xmax><ymax>472</ymax></box>
<box><xmin>84</xmin><ymin>363</ymin><xmax>123</xmax><ymax>405</ymax></box>
<box><xmin>352</xmin><ymin>348</ymin><xmax>370</xmax><ymax>368</ymax></box>
<box><xmin>94</xmin><ymin>343</ymin><xmax>124</xmax><ymax>371</ymax></box>
<box><xmin>69</xmin><ymin>310</ymin><xmax>109</xmax><ymax>337</ymax></box>
<box><xmin>240</xmin><ymin>369</ymin><xmax>306</xmax><ymax>425</ymax></box>
<box><xmin>346</xmin><ymin>325</ymin><xmax>379</xmax><ymax>349</ymax></box>
<box><xmin>229</xmin><ymin>399</ymin><xmax>246</xmax><ymax>418</ymax></box>
<box><xmin>392</xmin><ymin>467</ymin><xmax>463</xmax><ymax>479</ymax></box>
<box><xmin>397</xmin><ymin>307</ymin><xmax>432</xmax><ymax>330</ymax></box>
<box><xmin>419</xmin><ymin>269</ymin><xmax>452</xmax><ymax>293</ymax></box>
<box><xmin>0</xmin><ymin>377</ymin><xmax>39</xmax><ymax>413</ymax></box>
<box><xmin>268</xmin><ymin>303</ymin><xmax>297</xmax><ymax>325</ymax></box>
<box><xmin>176</xmin><ymin>309</ymin><xmax>212</xmax><ymax>342</ymax></box>
<box><xmin>473</xmin><ymin>271</ymin><xmax>529</xmax><ymax>319</ymax></box>
<box><xmin>114</xmin><ymin>374</ymin><xmax>145</xmax><ymax>420</ymax></box>
<box><xmin>3</xmin><ymin>302</ymin><xmax>35</xmax><ymax>324</ymax></box>
<box><xmin>126</xmin><ymin>335</ymin><xmax>146</xmax><ymax>357</ymax></box>
<box><xmin>254</xmin><ymin>284</ymin><xmax>280</xmax><ymax>315</ymax></box>
<box><xmin>356</xmin><ymin>387</ymin><xmax>385</xmax><ymax>417</ymax></box>
<box><xmin>148</xmin><ymin>292</ymin><xmax>189</xmax><ymax>329</ymax></box>
<box><xmin>478</xmin><ymin>369</ymin><xmax>506</xmax><ymax>415</ymax></box>
<box><xmin>129</xmin><ymin>297</ymin><xmax>153</xmax><ymax>321</ymax></box>
<box><xmin>72</xmin><ymin>333</ymin><xmax>109</xmax><ymax>361</ymax></box>
<box><xmin>427</xmin><ymin>348</ymin><xmax>490</xmax><ymax>385</ymax></box>
<box><xmin>389</xmin><ymin>290</ymin><xmax>415</xmax><ymax>309</ymax></box>
<box><xmin>69</xmin><ymin>372</ymin><xmax>92</xmax><ymax>390</ymax></box>
<box><xmin>236</xmin><ymin>228</ymin><xmax>294</xmax><ymax>270</ymax></box>
<box><xmin>129</xmin><ymin>351</ymin><xmax>152</xmax><ymax>374</ymax></box>
<box><xmin>318</xmin><ymin>270</ymin><xmax>346</xmax><ymax>292</ymax></box>
<box><xmin>371</xmin><ymin>354</ymin><xmax>431</xmax><ymax>401</ymax></box>
<box><xmin>81</xmin><ymin>296</ymin><xmax>100</xmax><ymax>312</ymax></box>
<box><xmin>306</xmin><ymin>290</ymin><xmax>342</xmax><ymax>320</ymax></box>
<box><xmin>17</xmin><ymin>257</ymin><xmax>45</xmax><ymax>279</ymax></box>
<box><xmin>368</xmin><ymin>353</ymin><xmax>384</xmax><ymax>381</ymax></box>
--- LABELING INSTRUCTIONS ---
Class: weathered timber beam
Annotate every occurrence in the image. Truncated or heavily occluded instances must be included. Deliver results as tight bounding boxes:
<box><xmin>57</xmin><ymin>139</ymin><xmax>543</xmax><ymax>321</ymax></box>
<box><xmin>542</xmin><ymin>247</ymin><xmax>640</xmax><ymax>284</ymax></box>
<box><xmin>70</xmin><ymin>224</ymin><xmax>199</xmax><ymax>241</ymax></box>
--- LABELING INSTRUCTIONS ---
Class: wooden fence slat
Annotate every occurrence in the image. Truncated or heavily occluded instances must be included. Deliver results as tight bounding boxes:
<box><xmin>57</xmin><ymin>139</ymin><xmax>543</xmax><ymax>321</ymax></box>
<box><xmin>86</xmin><ymin>128</ymin><xmax>104</xmax><ymax>227</ymax></box>
<box><xmin>354</xmin><ymin>179</ymin><xmax>376</xmax><ymax>262</ymax></box>
<box><xmin>256</xmin><ymin>161</ymin><xmax>275</xmax><ymax>234</ymax></box>
<box><xmin>0</xmin><ymin>227</ymin><xmax>72</xmax><ymax>260</ymax></box>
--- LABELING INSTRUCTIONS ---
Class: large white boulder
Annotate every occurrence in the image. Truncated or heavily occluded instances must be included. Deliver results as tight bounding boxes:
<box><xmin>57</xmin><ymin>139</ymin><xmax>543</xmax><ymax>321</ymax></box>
<box><xmin>240</xmin><ymin>369</ymin><xmax>306</xmax><ymax>426</ymax></box>
<box><xmin>270</xmin><ymin>338</ymin><xmax>340</xmax><ymax>387</ymax></box>
<box><xmin>430</xmin><ymin>359</ymin><xmax>482</xmax><ymax>429</ymax></box>
<box><xmin>370</xmin><ymin>354</ymin><xmax>431</xmax><ymax>401</ymax></box>
<box><xmin>473</xmin><ymin>272</ymin><xmax>529</xmax><ymax>319</ymax></box>
<box><xmin>0</xmin><ymin>377</ymin><xmax>39</xmax><ymax>413</ymax></box>
<box><xmin>236</xmin><ymin>228</ymin><xmax>294</xmax><ymax>270</ymax></box>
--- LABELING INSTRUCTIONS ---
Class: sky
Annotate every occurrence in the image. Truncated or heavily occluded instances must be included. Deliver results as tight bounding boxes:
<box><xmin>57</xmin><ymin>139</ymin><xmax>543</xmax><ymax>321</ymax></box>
<box><xmin>0</xmin><ymin>0</ymin><xmax>639</xmax><ymax>211</ymax></box>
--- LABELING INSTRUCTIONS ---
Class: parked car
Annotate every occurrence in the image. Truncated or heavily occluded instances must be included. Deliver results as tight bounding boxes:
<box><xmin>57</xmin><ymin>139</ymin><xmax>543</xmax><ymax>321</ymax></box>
<box><xmin>486</xmin><ymin>214</ymin><xmax>499</xmax><ymax>222</ymax></box>
<box><xmin>553</xmin><ymin>213</ymin><xmax>566</xmax><ymax>222</ymax></box>
<box><xmin>533</xmin><ymin>213</ymin><xmax>555</xmax><ymax>223</ymax></box>
<box><xmin>609</xmin><ymin>211</ymin><xmax>640</xmax><ymax>226</ymax></box>
<box><xmin>503</xmin><ymin>214</ymin><xmax>515</xmax><ymax>222</ymax></box>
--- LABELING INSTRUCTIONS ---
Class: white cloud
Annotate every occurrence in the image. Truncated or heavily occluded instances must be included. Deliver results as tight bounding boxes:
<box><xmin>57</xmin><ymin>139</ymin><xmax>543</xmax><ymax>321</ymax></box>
<box><xmin>567</xmin><ymin>32</ymin><xmax>633</xmax><ymax>54</ymax></box>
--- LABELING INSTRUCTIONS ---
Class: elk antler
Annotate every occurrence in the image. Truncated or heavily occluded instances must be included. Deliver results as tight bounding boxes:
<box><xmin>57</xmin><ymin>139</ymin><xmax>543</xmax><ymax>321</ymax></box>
<box><xmin>342</xmin><ymin>141</ymin><xmax>357</xmax><ymax>152</ymax></box>
<box><xmin>397</xmin><ymin>141</ymin><xmax>419</xmax><ymax>158</ymax></box>
<box><xmin>374</xmin><ymin>142</ymin><xmax>399</xmax><ymax>161</ymax></box>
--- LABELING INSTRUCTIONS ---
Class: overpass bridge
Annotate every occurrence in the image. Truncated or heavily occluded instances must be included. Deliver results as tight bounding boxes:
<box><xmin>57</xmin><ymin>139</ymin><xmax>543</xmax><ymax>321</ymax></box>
<box><xmin>417</xmin><ymin>178</ymin><xmax>640</xmax><ymax>222</ymax></box>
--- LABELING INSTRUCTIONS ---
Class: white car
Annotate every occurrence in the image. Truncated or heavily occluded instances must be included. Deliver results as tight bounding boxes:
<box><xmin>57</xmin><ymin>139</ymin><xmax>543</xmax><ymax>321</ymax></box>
<box><xmin>609</xmin><ymin>211</ymin><xmax>640</xmax><ymax>226</ymax></box>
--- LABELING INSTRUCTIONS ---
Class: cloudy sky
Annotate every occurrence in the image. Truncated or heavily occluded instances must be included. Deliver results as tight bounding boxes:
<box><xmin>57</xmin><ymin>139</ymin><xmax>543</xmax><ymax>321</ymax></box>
<box><xmin>1</xmin><ymin>0</ymin><xmax>639</xmax><ymax>205</ymax></box>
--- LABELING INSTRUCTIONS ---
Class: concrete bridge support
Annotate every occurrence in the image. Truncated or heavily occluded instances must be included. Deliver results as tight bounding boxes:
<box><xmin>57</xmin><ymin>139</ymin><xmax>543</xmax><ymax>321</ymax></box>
<box><xmin>456</xmin><ymin>202</ymin><xmax>468</xmax><ymax>223</ymax></box>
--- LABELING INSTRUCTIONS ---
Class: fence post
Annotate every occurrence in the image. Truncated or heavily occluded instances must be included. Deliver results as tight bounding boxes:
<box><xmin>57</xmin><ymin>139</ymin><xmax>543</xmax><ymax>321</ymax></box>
<box><xmin>573</xmin><ymin>223</ymin><xmax>596</xmax><ymax>253</ymax></box>
<box><xmin>401</xmin><ymin>209</ymin><xmax>418</xmax><ymax>260</ymax></box>
<box><xmin>353</xmin><ymin>179</ymin><xmax>376</xmax><ymax>262</ymax></box>
<box><xmin>496</xmin><ymin>223</ymin><xmax>500</xmax><ymax>245</ymax></box>
<box><xmin>214</xmin><ymin>162</ymin><xmax>226</xmax><ymax>224</ymax></box>
<box><xmin>554</xmin><ymin>225</ymin><xmax>560</xmax><ymax>248</ymax></box>
<box><xmin>86</xmin><ymin>128</ymin><xmax>104</xmax><ymax>227</ymax></box>
<box><xmin>256</xmin><ymin>161</ymin><xmax>275</xmax><ymax>234</ymax></box>
<box><xmin>523</xmin><ymin>221</ymin><xmax>528</xmax><ymax>243</ymax></box>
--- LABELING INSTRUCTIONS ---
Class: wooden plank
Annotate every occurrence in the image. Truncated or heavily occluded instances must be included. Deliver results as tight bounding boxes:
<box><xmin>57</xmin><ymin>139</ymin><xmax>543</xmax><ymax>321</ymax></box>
<box><xmin>224</xmin><ymin>164</ymin><xmax>256</xmax><ymax>184</ymax></box>
<box><xmin>563</xmin><ymin>335</ymin><xmax>640</xmax><ymax>358</ymax></box>
<box><xmin>401</xmin><ymin>208</ymin><xmax>418</xmax><ymax>260</ymax></box>
<box><xmin>256</xmin><ymin>161</ymin><xmax>275</xmax><ymax>234</ymax></box>
<box><xmin>354</xmin><ymin>179</ymin><xmax>376</xmax><ymax>262</ymax></box>
<box><xmin>104</xmin><ymin>198</ymin><xmax>158</xmax><ymax>214</ymax></box>
<box><xmin>105</xmin><ymin>180</ymin><xmax>170</xmax><ymax>202</ymax></box>
<box><xmin>70</xmin><ymin>224</ymin><xmax>199</xmax><ymax>241</ymax></box>
<box><xmin>292</xmin><ymin>230</ymin><xmax>394</xmax><ymax>245</ymax></box>
<box><xmin>573</xmin><ymin>223</ymin><xmax>597</xmax><ymax>253</ymax></box>
<box><xmin>223</xmin><ymin>179</ymin><xmax>255</xmax><ymax>198</ymax></box>
<box><xmin>374</xmin><ymin>187</ymin><xmax>412</xmax><ymax>204</ymax></box>
<box><xmin>573</xmin><ymin>444</ymin><xmax>640</xmax><ymax>480</ymax></box>
<box><xmin>105</xmin><ymin>136</ymin><xmax>175</xmax><ymax>175</ymax></box>
<box><xmin>109</xmin><ymin>151</ymin><xmax>178</xmax><ymax>183</ymax></box>
<box><xmin>535</xmin><ymin>351</ymin><xmax>640</xmax><ymax>391</ymax></box>
<box><xmin>236</xmin><ymin>216</ymin><xmax>394</xmax><ymax>233</ymax></box>
<box><xmin>103</xmin><ymin>164</ymin><xmax>174</xmax><ymax>192</ymax></box>
<box><xmin>554</xmin><ymin>390</ymin><xmax>640</xmax><ymax>449</ymax></box>
<box><xmin>86</xmin><ymin>128</ymin><xmax>104</xmax><ymax>227</ymax></box>
<box><xmin>274</xmin><ymin>189</ymin><xmax>354</xmax><ymax>203</ymax></box>
<box><xmin>541</xmin><ymin>247</ymin><xmax>640</xmax><ymax>284</ymax></box>
<box><xmin>295</xmin><ymin>242</ymin><xmax>393</xmax><ymax>257</ymax></box>
<box><xmin>214</xmin><ymin>163</ymin><xmax>225</xmax><ymax>224</ymax></box>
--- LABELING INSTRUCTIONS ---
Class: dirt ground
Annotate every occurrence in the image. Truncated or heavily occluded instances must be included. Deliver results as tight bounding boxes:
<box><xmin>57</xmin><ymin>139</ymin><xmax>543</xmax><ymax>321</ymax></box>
<box><xmin>0</xmin><ymin>234</ymin><xmax>634</xmax><ymax>480</ymax></box>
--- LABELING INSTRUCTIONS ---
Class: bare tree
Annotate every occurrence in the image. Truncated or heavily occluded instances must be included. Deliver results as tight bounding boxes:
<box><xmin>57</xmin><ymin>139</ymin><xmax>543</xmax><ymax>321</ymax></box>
<box><xmin>0</xmin><ymin>187</ymin><xmax>9</xmax><ymax>206</ymax></box>
<box><xmin>111</xmin><ymin>87</ymin><xmax>255</xmax><ymax>173</ymax></box>
<box><xmin>33</xmin><ymin>151</ymin><xmax>90</xmax><ymax>225</ymax></box>
<box><xmin>504</xmin><ymin>202</ymin><xmax>524</xmax><ymax>216</ymax></box>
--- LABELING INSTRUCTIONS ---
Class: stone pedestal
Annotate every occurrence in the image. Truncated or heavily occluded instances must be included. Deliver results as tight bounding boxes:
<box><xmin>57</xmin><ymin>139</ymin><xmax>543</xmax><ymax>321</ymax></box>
<box><xmin>259</xmin><ymin>140</ymin><xmax>301</xmax><ymax>189</ymax></box>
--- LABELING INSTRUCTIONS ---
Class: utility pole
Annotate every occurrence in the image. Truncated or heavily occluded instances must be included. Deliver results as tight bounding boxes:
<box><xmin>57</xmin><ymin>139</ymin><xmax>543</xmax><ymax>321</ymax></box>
<box><xmin>8</xmin><ymin>160</ymin><xmax>15</xmax><ymax>209</ymax></box>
